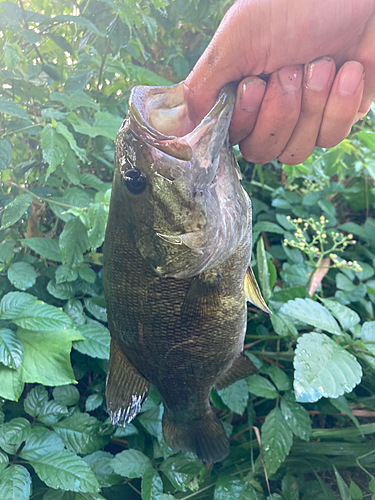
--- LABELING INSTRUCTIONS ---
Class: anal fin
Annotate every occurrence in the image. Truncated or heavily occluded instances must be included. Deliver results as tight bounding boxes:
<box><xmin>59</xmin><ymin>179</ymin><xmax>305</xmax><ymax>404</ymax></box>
<box><xmin>106</xmin><ymin>339</ymin><xmax>150</xmax><ymax>426</ymax></box>
<box><xmin>215</xmin><ymin>352</ymin><xmax>258</xmax><ymax>390</ymax></box>
<box><xmin>244</xmin><ymin>266</ymin><xmax>271</xmax><ymax>314</ymax></box>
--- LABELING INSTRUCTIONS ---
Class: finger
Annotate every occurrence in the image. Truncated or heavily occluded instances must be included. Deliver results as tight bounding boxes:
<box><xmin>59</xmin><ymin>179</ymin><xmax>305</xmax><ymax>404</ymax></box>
<box><xmin>229</xmin><ymin>77</ymin><xmax>267</xmax><ymax>144</ymax></box>
<box><xmin>317</xmin><ymin>61</ymin><xmax>364</xmax><ymax>148</ymax></box>
<box><xmin>278</xmin><ymin>57</ymin><xmax>335</xmax><ymax>165</ymax></box>
<box><xmin>239</xmin><ymin>65</ymin><xmax>303</xmax><ymax>164</ymax></box>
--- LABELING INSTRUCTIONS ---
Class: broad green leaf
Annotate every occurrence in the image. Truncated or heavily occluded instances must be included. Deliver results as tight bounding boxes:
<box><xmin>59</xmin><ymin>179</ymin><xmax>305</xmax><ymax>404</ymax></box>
<box><xmin>50</xmin><ymin>91</ymin><xmax>100</xmax><ymax>111</ymax></box>
<box><xmin>262</xmin><ymin>365</ymin><xmax>291</xmax><ymax>392</ymax></box>
<box><xmin>0</xmin><ymin>465</ymin><xmax>32</xmax><ymax>500</ymax></box>
<box><xmin>85</xmin><ymin>394</ymin><xmax>103</xmax><ymax>412</ymax></box>
<box><xmin>23</xmin><ymin>238</ymin><xmax>62</xmax><ymax>261</ymax></box>
<box><xmin>78</xmin><ymin>267</ymin><xmax>96</xmax><ymax>284</ymax></box>
<box><xmin>0</xmin><ymin>243</ymin><xmax>13</xmax><ymax>263</ymax></box>
<box><xmin>55</xmin><ymin>122</ymin><xmax>87</xmax><ymax>162</ymax></box>
<box><xmin>74</xmin><ymin>320</ymin><xmax>110</xmax><ymax>359</ymax></box>
<box><xmin>0</xmin><ymin>292</ymin><xmax>37</xmax><ymax>318</ymax></box>
<box><xmin>137</xmin><ymin>405</ymin><xmax>163</xmax><ymax>441</ymax></box>
<box><xmin>47</xmin><ymin>280</ymin><xmax>75</xmax><ymax>299</ymax></box>
<box><xmin>111</xmin><ymin>449</ymin><xmax>150</xmax><ymax>479</ymax></box>
<box><xmin>1</xmin><ymin>194</ymin><xmax>34</xmax><ymax>229</ymax></box>
<box><xmin>349</xmin><ymin>480</ymin><xmax>363</xmax><ymax>500</ymax></box>
<box><xmin>247</xmin><ymin>375</ymin><xmax>278</xmax><ymax>399</ymax></box>
<box><xmin>0</xmin><ymin>362</ymin><xmax>24</xmax><ymax>401</ymax></box>
<box><xmin>0</xmin><ymin>450</ymin><xmax>9</xmax><ymax>472</ymax></box>
<box><xmin>270</xmin><ymin>312</ymin><xmax>298</xmax><ymax>338</ymax></box>
<box><xmin>53</xmin><ymin>385</ymin><xmax>80</xmax><ymax>406</ymax></box>
<box><xmin>261</xmin><ymin>407</ymin><xmax>293</xmax><ymax>477</ymax></box>
<box><xmin>280</xmin><ymin>298</ymin><xmax>342</xmax><ymax>335</ymax></box>
<box><xmin>329</xmin><ymin>395</ymin><xmax>361</xmax><ymax>431</ymax></box>
<box><xmin>64</xmin><ymin>299</ymin><xmax>86</xmax><ymax>327</ymax></box>
<box><xmin>92</xmin><ymin>112</ymin><xmax>123</xmax><ymax>141</ymax></box>
<box><xmin>43</xmin><ymin>490</ymin><xmax>106</xmax><ymax>500</ymax></box>
<box><xmin>64</xmin><ymin>69</ymin><xmax>98</xmax><ymax>94</ymax></box>
<box><xmin>256</xmin><ymin>237</ymin><xmax>271</xmax><ymax>301</ymax></box>
<box><xmin>280</xmin><ymin>396</ymin><xmax>312</xmax><ymax>441</ymax></box>
<box><xmin>294</xmin><ymin>332</ymin><xmax>362</xmax><ymax>403</ymax></box>
<box><xmin>53</xmin><ymin>413</ymin><xmax>110</xmax><ymax>454</ymax></box>
<box><xmin>0</xmin><ymin>418</ymin><xmax>31</xmax><ymax>447</ymax></box>
<box><xmin>37</xmin><ymin>400</ymin><xmax>69</xmax><ymax>426</ymax></box>
<box><xmin>84</xmin><ymin>297</ymin><xmax>107</xmax><ymax>322</ymax></box>
<box><xmin>0</xmin><ymin>139</ymin><xmax>11</xmax><ymax>170</ymax></box>
<box><xmin>319</xmin><ymin>298</ymin><xmax>360</xmax><ymax>331</ymax></box>
<box><xmin>0</xmin><ymin>99</ymin><xmax>28</xmax><ymax>119</ymax></box>
<box><xmin>252</xmin><ymin>221</ymin><xmax>285</xmax><ymax>234</ymax></box>
<box><xmin>0</xmin><ymin>327</ymin><xmax>23</xmax><ymax>368</ymax></box>
<box><xmin>83</xmin><ymin>451</ymin><xmax>122</xmax><ymax>488</ymax></box>
<box><xmin>59</xmin><ymin>218</ymin><xmax>90</xmax><ymax>268</ymax></box>
<box><xmin>13</xmin><ymin>302</ymin><xmax>74</xmax><ymax>331</ymax></box>
<box><xmin>7</xmin><ymin>262</ymin><xmax>37</xmax><ymax>291</ymax></box>
<box><xmin>41</xmin><ymin>125</ymin><xmax>68</xmax><ymax>177</ymax></box>
<box><xmin>141</xmin><ymin>465</ymin><xmax>163</xmax><ymax>500</ymax></box>
<box><xmin>218</xmin><ymin>379</ymin><xmax>249</xmax><ymax>415</ymax></box>
<box><xmin>17</xmin><ymin>327</ymin><xmax>83</xmax><ymax>386</ymax></box>
<box><xmin>333</xmin><ymin>465</ymin><xmax>351</xmax><ymax>500</ymax></box>
<box><xmin>19</xmin><ymin>427</ymin><xmax>65</xmax><ymax>460</ymax></box>
<box><xmin>30</xmin><ymin>449</ymin><xmax>100</xmax><ymax>492</ymax></box>
<box><xmin>23</xmin><ymin>385</ymin><xmax>48</xmax><ymax>417</ymax></box>
<box><xmin>56</xmin><ymin>265</ymin><xmax>78</xmax><ymax>284</ymax></box>
<box><xmin>282</xmin><ymin>474</ymin><xmax>299</xmax><ymax>500</ymax></box>
<box><xmin>159</xmin><ymin>454</ymin><xmax>204</xmax><ymax>492</ymax></box>
<box><xmin>87</xmin><ymin>204</ymin><xmax>108</xmax><ymax>250</ymax></box>
<box><xmin>214</xmin><ymin>475</ymin><xmax>261</xmax><ymax>500</ymax></box>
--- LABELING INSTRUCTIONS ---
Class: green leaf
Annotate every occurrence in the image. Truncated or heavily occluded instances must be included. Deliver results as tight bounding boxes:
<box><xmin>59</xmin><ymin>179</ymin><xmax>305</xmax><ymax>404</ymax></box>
<box><xmin>23</xmin><ymin>238</ymin><xmax>62</xmax><ymax>261</ymax></box>
<box><xmin>43</xmin><ymin>490</ymin><xmax>106</xmax><ymax>499</ymax></box>
<box><xmin>270</xmin><ymin>312</ymin><xmax>298</xmax><ymax>338</ymax></box>
<box><xmin>218</xmin><ymin>379</ymin><xmax>249</xmax><ymax>415</ymax></box>
<box><xmin>0</xmin><ymin>450</ymin><xmax>9</xmax><ymax>472</ymax></box>
<box><xmin>282</xmin><ymin>474</ymin><xmax>299</xmax><ymax>500</ymax></box>
<box><xmin>84</xmin><ymin>297</ymin><xmax>107</xmax><ymax>322</ymax></box>
<box><xmin>261</xmin><ymin>407</ymin><xmax>293</xmax><ymax>477</ymax></box>
<box><xmin>85</xmin><ymin>393</ymin><xmax>103</xmax><ymax>412</ymax></box>
<box><xmin>0</xmin><ymin>292</ymin><xmax>37</xmax><ymax>318</ymax></box>
<box><xmin>50</xmin><ymin>91</ymin><xmax>100</xmax><ymax>111</ymax></box>
<box><xmin>41</xmin><ymin>125</ymin><xmax>68</xmax><ymax>177</ymax></box>
<box><xmin>55</xmin><ymin>122</ymin><xmax>87</xmax><ymax>162</ymax></box>
<box><xmin>64</xmin><ymin>69</ymin><xmax>98</xmax><ymax>94</ymax></box>
<box><xmin>53</xmin><ymin>413</ymin><xmax>110</xmax><ymax>454</ymax></box>
<box><xmin>0</xmin><ymin>99</ymin><xmax>29</xmax><ymax>119</ymax></box>
<box><xmin>0</xmin><ymin>328</ymin><xmax>23</xmax><ymax>368</ymax></box>
<box><xmin>17</xmin><ymin>327</ymin><xmax>83</xmax><ymax>386</ymax></box>
<box><xmin>92</xmin><ymin>112</ymin><xmax>123</xmax><ymax>141</ymax></box>
<box><xmin>83</xmin><ymin>451</ymin><xmax>122</xmax><ymax>488</ymax></box>
<box><xmin>214</xmin><ymin>475</ymin><xmax>261</xmax><ymax>500</ymax></box>
<box><xmin>56</xmin><ymin>265</ymin><xmax>78</xmax><ymax>284</ymax></box>
<box><xmin>333</xmin><ymin>465</ymin><xmax>351</xmax><ymax>500</ymax></box>
<box><xmin>37</xmin><ymin>400</ymin><xmax>69</xmax><ymax>426</ymax></box>
<box><xmin>247</xmin><ymin>375</ymin><xmax>278</xmax><ymax>399</ymax></box>
<box><xmin>349</xmin><ymin>480</ymin><xmax>363</xmax><ymax>500</ymax></box>
<box><xmin>252</xmin><ymin>221</ymin><xmax>285</xmax><ymax>234</ymax></box>
<box><xmin>159</xmin><ymin>454</ymin><xmax>204</xmax><ymax>492</ymax></box>
<box><xmin>111</xmin><ymin>449</ymin><xmax>150</xmax><ymax>479</ymax></box>
<box><xmin>141</xmin><ymin>465</ymin><xmax>163</xmax><ymax>500</ymax></box>
<box><xmin>319</xmin><ymin>298</ymin><xmax>360</xmax><ymax>331</ymax></box>
<box><xmin>280</xmin><ymin>298</ymin><xmax>342</xmax><ymax>335</ymax></box>
<box><xmin>0</xmin><ymin>417</ymin><xmax>31</xmax><ymax>447</ymax></box>
<box><xmin>47</xmin><ymin>280</ymin><xmax>75</xmax><ymax>300</ymax></box>
<box><xmin>0</xmin><ymin>364</ymin><xmax>24</xmax><ymax>401</ymax></box>
<box><xmin>30</xmin><ymin>450</ymin><xmax>100</xmax><ymax>492</ymax></box>
<box><xmin>19</xmin><ymin>427</ymin><xmax>65</xmax><ymax>461</ymax></box>
<box><xmin>294</xmin><ymin>332</ymin><xmax>362</xmax><ymax>403</ymax></box>
<box><xmin>0</xmin><ymin>139</ymin><xmax>11</xmax><ymax>170</ymax></box>
<box><xmin>78</xmin><ymin>267</ymin><xmax>96</xmax><ymax>284</ymax></box>
<box><xmin>0</xmin><ymin>465</ymin><xmax>32</xmax><ymax>500</ymax></box>
<box><xmin>53</xmin><ymin>385</ymin><xmax>80</xmax><ymax>406</ymax></box>
<box><xmin>256</xmin><ymin>237</ymin><xmax>271</xmax><ymax>302</ymax></box>
<box><xmin>74</xmin><ymin>320</ymin><xmax>110</xmax><ymax>359</ymax></box>
<box><xmin>280</xmin><ymin>396</ymin><xmax>312</xmax><ymax>441</ymax></box>
<box><xmin>7</xmin><ymin>262</ymin><xmax>37</xmax><ymax>291</ymax></box>
<box><xmin>59</xmin><ymin>218</ymin><xmax>90</xmax><ymax>268</ymax></box>
<box><xmin>262</xmin><ymin>365</ymin><xmax>291</xmax><ymax>392</ymax></box>
<box><xmin>12</xmin><ymin>302</ymin><xmax>74</xmax><ymax>331</ymax></box>
<box><xmin>137</xmin><ymin>405</ymin><xmax>163</xmax><ymax>441</ymax></box>
<box><xmin>23</xmin><ymin>385</ymin><xmax>48</xmax><ymax>417</ymax></box>
<box><xmin>329</xmin><ymin>395</ymin><xmax>361</xmax><ymax>431</ymax></box>
<box><xmin>87</xmin><ymin>204</ymin><xmax>107</xmax><ymax>250</ymax></box>
<box><xmin>1</xmin><ymin>194</ymin><xmax>34</xmax><ymax>229</ymax></box>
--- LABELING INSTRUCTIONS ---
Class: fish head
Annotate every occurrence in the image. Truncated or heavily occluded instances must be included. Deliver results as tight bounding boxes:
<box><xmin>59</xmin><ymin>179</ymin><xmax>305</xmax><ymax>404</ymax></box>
<box><xmin>113</xmin><ymin>82</ymin><xmax>250</xmax><ymax>278</ymax></box>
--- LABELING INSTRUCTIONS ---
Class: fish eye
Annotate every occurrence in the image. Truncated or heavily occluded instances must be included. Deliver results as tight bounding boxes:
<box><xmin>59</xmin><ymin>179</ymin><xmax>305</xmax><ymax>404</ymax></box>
<box><xmin>122</xmin><ymin>168</ymin><xmax>147</xmax><ymax>194</ymax></box>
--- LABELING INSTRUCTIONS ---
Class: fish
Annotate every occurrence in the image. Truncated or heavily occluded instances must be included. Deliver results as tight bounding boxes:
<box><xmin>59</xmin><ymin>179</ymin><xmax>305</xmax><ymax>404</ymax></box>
<box><xmin>103</xmin><ymin>81</ymin><xmax>270</xmax><ymax>463</ymax></box>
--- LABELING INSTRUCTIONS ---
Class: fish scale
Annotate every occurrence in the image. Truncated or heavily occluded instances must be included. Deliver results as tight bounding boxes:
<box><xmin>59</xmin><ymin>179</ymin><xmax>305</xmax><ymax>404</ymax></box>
<box><xmin>103</xmin><ymin>82</ymin><xmax>270</xmax><ymax>462</ymax></box>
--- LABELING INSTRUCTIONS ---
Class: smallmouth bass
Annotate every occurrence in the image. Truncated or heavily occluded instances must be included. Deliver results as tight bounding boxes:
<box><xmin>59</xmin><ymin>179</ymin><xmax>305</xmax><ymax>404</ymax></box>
<box><xmin>103</xmin><ymin>82</ymin><xmax>270</xmax><ymax>463</ymax></box>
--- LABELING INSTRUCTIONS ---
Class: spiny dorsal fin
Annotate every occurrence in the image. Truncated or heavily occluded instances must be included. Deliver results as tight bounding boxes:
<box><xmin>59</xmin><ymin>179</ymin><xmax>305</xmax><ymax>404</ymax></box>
<box><xmin>215</xmin><ymin>352</ymin><xmax>258</xmax><ymax>390</ymax></box>
<box><xmin>106</xmin><ymin>339</ymin><xmax>150</xmax><ymax>426</ymax></box>
<box><xmin>244</xmin><ymin>267</ymin><xmax>271</xmax><ymax>314</ymax></box>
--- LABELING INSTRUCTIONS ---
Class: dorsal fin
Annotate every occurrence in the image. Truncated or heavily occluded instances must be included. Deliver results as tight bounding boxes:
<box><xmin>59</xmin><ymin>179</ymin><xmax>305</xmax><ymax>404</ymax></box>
<box><xmin>244</xmin><ymin>267</ymin><xmax>271</xmax><ymax>314</ymax></box>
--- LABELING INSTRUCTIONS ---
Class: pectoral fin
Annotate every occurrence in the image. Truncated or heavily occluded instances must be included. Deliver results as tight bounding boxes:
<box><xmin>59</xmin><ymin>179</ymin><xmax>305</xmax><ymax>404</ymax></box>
<box><xmin>244</xmin><ymin>267</ymin><xmax>271</xmax><ymax>314</ymax></box>
<box><xmin>215</xmin><ymin>352</ymin><xmax>258</xmax><ymax>390</ymax></box>
<box><xmin>106</xmin><ymin>339</ymin><xmax>150</xmax><ymax>426</ymax></box>
<box><xmin>181</xmin><ymin>272</ymin><xmax>222</xmax><ymax>323</ymax></box>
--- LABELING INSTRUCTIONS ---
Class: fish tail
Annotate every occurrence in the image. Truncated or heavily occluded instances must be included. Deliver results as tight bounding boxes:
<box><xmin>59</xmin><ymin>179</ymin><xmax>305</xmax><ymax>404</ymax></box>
<box><xmin>162</xmin><ymin>410</ymin><xmax>229</xmax><ymax>463</ymax></box>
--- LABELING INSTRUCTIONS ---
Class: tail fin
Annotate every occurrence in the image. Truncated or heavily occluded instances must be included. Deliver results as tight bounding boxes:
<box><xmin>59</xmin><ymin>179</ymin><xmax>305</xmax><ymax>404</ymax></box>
<box><xmin>162</xmin><ymin>411</ymin><xmax>229</xmax><ymax>463</ymax></box>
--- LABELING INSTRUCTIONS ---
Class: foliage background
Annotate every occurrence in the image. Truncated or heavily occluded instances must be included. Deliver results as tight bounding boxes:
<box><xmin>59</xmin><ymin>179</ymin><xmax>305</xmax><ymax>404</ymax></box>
<box><xmin>1</xmin><ymin>0</ymin><xmax>375</xmax><ymax>498</ymax></box>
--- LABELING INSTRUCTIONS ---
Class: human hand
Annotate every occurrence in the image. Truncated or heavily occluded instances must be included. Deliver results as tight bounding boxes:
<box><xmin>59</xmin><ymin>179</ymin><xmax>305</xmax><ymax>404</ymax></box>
<box><xmin>184</xmin><ymin>0</ymin><xmax>375</xmax><ymax>165</ymax></box>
